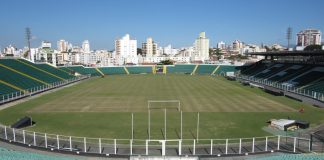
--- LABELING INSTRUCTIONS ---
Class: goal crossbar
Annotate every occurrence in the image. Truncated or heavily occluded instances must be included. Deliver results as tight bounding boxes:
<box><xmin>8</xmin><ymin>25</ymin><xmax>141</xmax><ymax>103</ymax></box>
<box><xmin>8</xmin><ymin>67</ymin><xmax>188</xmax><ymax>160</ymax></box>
<box><xmin>148</xmin><ymin>100</ymin><xmax>181</xmax><ymax>111</ymax></box>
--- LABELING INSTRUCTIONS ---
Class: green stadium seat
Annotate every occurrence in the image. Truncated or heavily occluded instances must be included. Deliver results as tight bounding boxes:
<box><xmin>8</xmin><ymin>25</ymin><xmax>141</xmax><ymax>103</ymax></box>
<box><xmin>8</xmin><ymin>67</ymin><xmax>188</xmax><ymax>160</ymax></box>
<box><xmin>0</xmin><ymin>59</ymin><xmax>61</xmax><ymax>83</ymax></box>
<box><xmin>126</xmin><ymin>66</ymin><xmax>152</xmax><ymax>74</ymax></box>
<box><xmin>99</xmin><ymin>67</ymin><xmax>127</xmax><ymax>75</ymax></box>
<box><xmin>173</xmin><ymin>64</ymin><xmax>196</xmax><ymax>74</ymax></box>
<box><xmin>0</xmin><ymin>65</ymin><xmax>44</xmax><ymax>90</ymax></box>
<box><xmin>215</xmin><ymin>65</ymin><xmax>237</xmax><ymax>75</ymax></box>
<box><xmin>195</xmin><ymin>65</ymin><xmax>217</xmax><ymax>74</ymax></box>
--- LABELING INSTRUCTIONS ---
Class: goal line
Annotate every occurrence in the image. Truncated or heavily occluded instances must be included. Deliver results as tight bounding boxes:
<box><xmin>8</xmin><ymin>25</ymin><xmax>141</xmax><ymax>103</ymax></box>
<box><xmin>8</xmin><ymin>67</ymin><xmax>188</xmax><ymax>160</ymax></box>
<box><xmin>147</xmin><ymin>100</ymin><xmax>181</xmax><ymax>111</ymax></box>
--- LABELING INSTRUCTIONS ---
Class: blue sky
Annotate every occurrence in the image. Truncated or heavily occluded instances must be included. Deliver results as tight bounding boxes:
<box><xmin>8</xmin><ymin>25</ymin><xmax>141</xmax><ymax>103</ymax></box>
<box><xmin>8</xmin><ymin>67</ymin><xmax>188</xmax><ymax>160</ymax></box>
<box><xmin>0</xmin><ymin>0</ymin><xmax>323</xmax><ymax>50</ymax></box>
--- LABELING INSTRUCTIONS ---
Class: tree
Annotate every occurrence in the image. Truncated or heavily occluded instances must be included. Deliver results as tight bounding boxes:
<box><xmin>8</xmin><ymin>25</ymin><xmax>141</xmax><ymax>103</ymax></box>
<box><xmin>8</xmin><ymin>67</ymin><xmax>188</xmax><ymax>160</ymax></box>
<box><xmin>209</xmin><ymin>48</ymin><xmax>215</xmax><ymax>56</ymax></box>
<box><xmin>304</xmin><ymin>45</ymin><xmax>322</xmax><ymax>51</ymax></box>
<box><xmin>159</xmin><ymin>60</ymin><xmax>173</xmax><ymax>65</ymax></box>
<box><xmin>137</xmin><ymin>48</ymin><xmax>143</xmax><ymax>55</ymax></box>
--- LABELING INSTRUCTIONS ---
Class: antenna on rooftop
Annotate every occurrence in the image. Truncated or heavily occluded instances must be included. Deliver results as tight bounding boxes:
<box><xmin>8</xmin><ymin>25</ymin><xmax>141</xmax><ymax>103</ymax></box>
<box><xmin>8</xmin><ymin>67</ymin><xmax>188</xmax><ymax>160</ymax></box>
<box><xmin>286</xmin><ymin>27</ymin><xmax>292</xmax><ymax>50</ymax></box>
<box><xmin>25</xmin><ymin>27</ymin><xmax>32</xmax><ymax>59</ymax></box>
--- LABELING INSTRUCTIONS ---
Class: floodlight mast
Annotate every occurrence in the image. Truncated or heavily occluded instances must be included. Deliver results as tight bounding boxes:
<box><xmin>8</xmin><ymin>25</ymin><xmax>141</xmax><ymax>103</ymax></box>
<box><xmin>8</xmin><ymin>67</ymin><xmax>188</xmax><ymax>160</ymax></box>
<box><xmin>25</xmin><ymin>27</ymin><xmax>32</xmax><ymax>60</ymax></box>
<box><xmin>287</xmin><ymin>27</ymin><xmax>292</xmax><ymax>50</ymax></box>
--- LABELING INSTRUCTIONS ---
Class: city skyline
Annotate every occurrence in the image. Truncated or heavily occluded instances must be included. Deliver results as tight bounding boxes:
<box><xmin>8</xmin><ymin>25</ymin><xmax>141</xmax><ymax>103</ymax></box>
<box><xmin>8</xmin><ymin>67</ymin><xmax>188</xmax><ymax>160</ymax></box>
<box><xmin>1</xmin><ymin>0</ymin><xmax>324</xmax><ymax>50</ymax></box>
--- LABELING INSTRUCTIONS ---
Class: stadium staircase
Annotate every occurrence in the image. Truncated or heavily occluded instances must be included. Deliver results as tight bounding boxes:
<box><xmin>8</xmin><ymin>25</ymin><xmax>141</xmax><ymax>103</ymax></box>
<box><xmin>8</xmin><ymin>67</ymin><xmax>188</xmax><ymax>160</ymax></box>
<box><xmin>163</xmin><ymin>65</ymin><xmax>167</xmax><ymax>74</ymax></box>
<box><xmin>124</xmin><ymin>66</ymin><xmax>130</xmax><ymax>75</ymax></box>
<box><xmin>211</xmin><ymin>65</ymin><xmax>220</xmax><ymax>75</ymax></box>
<box><xmin>191</xmin><ymin>64</ymin><xmax>199</xmax><ymax>75</ymax></box>
<box><xmin>195</xmin><ymin>65</ymin><xmax>217</xmax><ymax>75</ymax></box>
<box><xmin>95</xmin><ymin>67</ymin><xmax>105</xmax><ymax>76</ymax></box>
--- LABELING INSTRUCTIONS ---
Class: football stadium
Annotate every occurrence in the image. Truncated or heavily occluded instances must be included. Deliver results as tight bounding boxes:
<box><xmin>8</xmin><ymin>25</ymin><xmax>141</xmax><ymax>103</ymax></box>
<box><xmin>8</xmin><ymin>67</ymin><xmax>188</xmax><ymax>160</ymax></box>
<box><xmin>1</xmin><ymin>51</ymin><xmax>324</xmax><ymax>159</ymax></box>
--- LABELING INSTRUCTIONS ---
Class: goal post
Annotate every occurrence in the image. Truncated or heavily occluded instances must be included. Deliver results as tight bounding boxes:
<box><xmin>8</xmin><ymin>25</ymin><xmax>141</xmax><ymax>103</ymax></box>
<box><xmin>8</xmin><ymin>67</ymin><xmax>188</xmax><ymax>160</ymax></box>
<box><xmin>147</xmin><ymin>100</ymin><xmax>181</xmax><ymax>111</ymax></box>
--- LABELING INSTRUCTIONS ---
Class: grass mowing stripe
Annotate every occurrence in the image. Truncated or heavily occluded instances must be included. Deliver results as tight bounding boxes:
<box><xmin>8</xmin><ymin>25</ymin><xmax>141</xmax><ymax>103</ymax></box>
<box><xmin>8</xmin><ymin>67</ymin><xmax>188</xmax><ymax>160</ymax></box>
<box><xmin>0</xmin><ymin>74</ymin><xmax>323</xmax><ymax>139</ymax></box>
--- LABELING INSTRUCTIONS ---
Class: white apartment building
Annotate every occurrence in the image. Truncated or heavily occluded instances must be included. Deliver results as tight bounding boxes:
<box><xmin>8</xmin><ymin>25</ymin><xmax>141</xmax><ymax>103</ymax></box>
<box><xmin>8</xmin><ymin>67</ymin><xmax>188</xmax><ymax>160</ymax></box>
<box><xmin>142</xmin><ymin>37</ymin><xmax>157</xmax><ymax>57</ymax></box>
<box><xmin>82</xmin><ymin>40</ymin><xmax>90</xmax><ymax>53</ymax></box>
<box><xmin>239</xmin><ymin>44</ymin><xmax>266</xmax><ymax>55</ymax></box>
<box><xmin>163</xmin><ymin>44</ymin><xmax>178</xmax><ymax>56</ymax></box>
<box><xmin>115</xmin><ymin>34</ymin><xmax>138</xmax><ymax>64</ymax></box>
<box><xmin>232</xmin><ymin>40</ymin><xmax>243</xmax><ymax>51</ymax></box>
<box><xmin>178</xmin><ymin>47</ymin><xmax>194</xmax><ymax>57</ymax></box>
<box><xmin>217</xmin><ymin>41</ymin><xmax>226</xmax><ymax>49</ymax></box>
<box><xmin>139</xmin><ymin>56</ymin><xmax>190</xmax><ymax>64</ymax></box>
<box><xmin>296</xmin><ymin>29</ymin><xmax>321</xmax><ymax>50</ymax></box>
<box><xmin>193</xmin><ymin>32</ymin><xmax>209</xmax><ymax>61</ymax></box>
<box><xmin>57</xmin><ymin>39</ymin><xmax>68</xmax><ymax>52</ymax></box>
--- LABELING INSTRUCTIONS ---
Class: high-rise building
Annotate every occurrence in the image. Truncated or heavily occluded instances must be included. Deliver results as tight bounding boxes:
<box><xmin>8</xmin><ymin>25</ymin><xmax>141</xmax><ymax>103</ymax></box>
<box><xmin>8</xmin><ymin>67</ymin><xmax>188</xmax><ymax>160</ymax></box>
<box><xmin>296</xmin><ymin>29</ymin><xmax>321</xmax><ymax>47</ymax></box>
<box><xmin>217</xmin><ymin>41</ymin><xmax>226</xmax><ymax>49</ymax></box>
<box><xmin>115</xmin><ymin>34</ymin><xmax>137</xmax><ymax>57</ymax></box>
<box><xmin>142</xmin><ymin>37</ymin><xmax>157</xmax><ymax>57</ymax></box>
<box><xmin>115</xmin><ymin>34</ymin><xmax>138</xmax><ymax>64</ymax></box>
<box><xmin>57</xmin><ymin>40</ymin><xmax>68</xmax><ymax>52</ymax></box>
<box><xmin>232</xmin><ymin>40</ymin><xmax>243</xmax><ymax>51</ymax></box>
<box><xmin>82</xmin><ymin>40</ymin><xmax>90</xmax><ymax>53</ymax></box>
<box><xmin>193</xmin><ymin>32</ymin><xmax>209</xmax><ymax>61</ymax></box>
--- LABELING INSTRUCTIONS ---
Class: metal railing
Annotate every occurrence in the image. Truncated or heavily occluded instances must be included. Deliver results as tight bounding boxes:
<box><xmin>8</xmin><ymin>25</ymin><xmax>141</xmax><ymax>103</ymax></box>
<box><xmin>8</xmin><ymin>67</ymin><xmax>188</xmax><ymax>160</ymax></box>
<box><xmin>238</xmin><ymin>75</ymin><xmax>324</xmax><ymax>102</ymax></box>
<box><xmin>0</xmin><ymin>75</ymin><xmax>91</xmax><ymax>105</ymax></box>
<box><xmin>0</xmin><ymin>125</ymin><xmax>312</xmax><ymax>157</ymax></box>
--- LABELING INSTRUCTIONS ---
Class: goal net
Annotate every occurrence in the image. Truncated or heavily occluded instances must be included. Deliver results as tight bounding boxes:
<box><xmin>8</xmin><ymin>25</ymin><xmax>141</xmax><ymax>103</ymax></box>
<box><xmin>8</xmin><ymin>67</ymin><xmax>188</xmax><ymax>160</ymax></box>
<box><xmin>148</xmin><ymin>100</ymin><xmax>181</xmax><ymax>111</ymax></box>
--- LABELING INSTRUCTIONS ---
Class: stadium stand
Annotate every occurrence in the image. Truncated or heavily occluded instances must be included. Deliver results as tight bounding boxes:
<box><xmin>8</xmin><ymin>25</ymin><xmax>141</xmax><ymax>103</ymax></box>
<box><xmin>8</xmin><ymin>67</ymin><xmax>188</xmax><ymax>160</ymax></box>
<box><xmin>62</xmin><ymin>66</ymin><xmax>101</xmax><ymax>76</ymax></box>
<box><xmin>288</xmin><ymin>67</ymin><xmax>324</xmax><ymax>86</ymax></box>
<box><xmin>85</xmin><ymin>67</ymin><xmax>102</xmax><ymax>76</ymax></box>
<box><xmin>34</xmin><ymin>64</ymin><xmax>74</xmax><ymax>79</ymax></box>
<box><xmin>99</xmin><ymin>67</ymin><xmax>127</xmax><ymax>75</ymax></box>
<box><xmin>0</xmin><ymin>83</ymin><xmax>19</xmax><ymax>96</ymax></box>
<box><xmin>215</xmin><ymin>65</ymin><xmax>237</xmax><ymax>75</ymax></box>
<box><xmin>166</xmin><ymin>65</ymin><xmax>175</xmax><ymax>73</ymax></box>
<box><xmin>303</xmin><ymin>78</ymin><xmax>324</xmax><ymax>93</ymax></box>
<box><xmin>126</xmin><ymin>66</ymin><xmax>152</xmax><ymax>74</ymax></box>
<box><xmin>59</xmin><ymin>67</ymin><xmax>75</xmax><ymax>74</ymax></box>
<box><xmin>0</xmin><ymin>65</ymin><xmax>44</xmax><ymax>89</ymax></box>
<box><xmin>173</xmin><ymin>64</ymin><xmax>196</xmax><ymax>74</ymax></box>
<box><xmin>61</xmin><ymin>66</ymin><xmax>87</xmax><ymax>75</ymax></box>
<box><xmin>0</xmin><ymin>59</ymin><xmax>61</xmax><ymax>83</ymax></box>
<box><xmin>254</xmin><ymin>64</ymin><xmax>292</xmax><ymax>78</ymax></box>
<box><xmin>61</xmin><ymin>65</ymin><xmax>237</xmax><ymax>76</ymax></box>
<box><xmin>195</xmin><ymin>65</ymin><xmax>217</xmax><ymax>74</ymax></box>
<box><xmin>267</xmin><ymin>65</ymin><xmax>305</xmax><ymax>82</ymax></box>
<box><xmin>0</xmin><ymin>58</ymin><xmax>84</xmax><ymax>102</ymax></box>
<box><xmin>239</xmin><ymin>51</ymin><xmax>324</xmax><ymax>106</ymax></box>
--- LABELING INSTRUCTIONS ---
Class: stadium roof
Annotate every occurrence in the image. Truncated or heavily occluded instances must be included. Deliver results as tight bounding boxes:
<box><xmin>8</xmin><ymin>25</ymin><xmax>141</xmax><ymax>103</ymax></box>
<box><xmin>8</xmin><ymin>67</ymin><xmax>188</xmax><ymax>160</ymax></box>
<box><xmin>247</xmin><ymin>51</ymin><xmax>324</xmax><ymax>56</ymax></box>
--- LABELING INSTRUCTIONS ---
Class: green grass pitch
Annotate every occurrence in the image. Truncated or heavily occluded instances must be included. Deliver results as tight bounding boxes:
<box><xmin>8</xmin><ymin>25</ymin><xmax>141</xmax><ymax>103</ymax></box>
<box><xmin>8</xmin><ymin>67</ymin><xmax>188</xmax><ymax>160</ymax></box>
<box><xmin>0</xmin><ymin>74</ymin><xmax>324</xmax><ymax>139</ymax></box>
